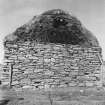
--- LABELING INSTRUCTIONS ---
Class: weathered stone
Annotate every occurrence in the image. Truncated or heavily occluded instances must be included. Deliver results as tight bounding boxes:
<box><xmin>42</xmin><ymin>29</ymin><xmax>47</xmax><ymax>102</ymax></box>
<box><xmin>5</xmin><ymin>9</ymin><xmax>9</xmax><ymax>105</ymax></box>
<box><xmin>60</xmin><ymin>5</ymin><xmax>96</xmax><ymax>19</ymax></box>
<box><xmin>44</xmin><ymin>59</ymin><xmax>51</xmax><ymax>63</ymax></box>
<box><xmin>33</xmin><ymin>69</ymin><xmax>43</xmax><ymax>73</ymax></box>
<box><xmin>85</xmin><ymin>82</ymin><xmax>94</xmax><ymax>87</ymax></box>
<box><xmin>69</xmin><ymin>82</ymin><xmax>77</xmax><ymax>86</ymax></box>
<box><xmin>51</xmin><ymin>58</ymin><xmax>56</xmax><ymax>62</ymax></box>
<box><xmin>44</xmin><ymin>71</ymin><xmax>54</xmax><ymax>75</ymax></box>
<box><xmin>12</xmin><ymin>81</ymin><xmax>19</xmax><ymax>85</ymax></box>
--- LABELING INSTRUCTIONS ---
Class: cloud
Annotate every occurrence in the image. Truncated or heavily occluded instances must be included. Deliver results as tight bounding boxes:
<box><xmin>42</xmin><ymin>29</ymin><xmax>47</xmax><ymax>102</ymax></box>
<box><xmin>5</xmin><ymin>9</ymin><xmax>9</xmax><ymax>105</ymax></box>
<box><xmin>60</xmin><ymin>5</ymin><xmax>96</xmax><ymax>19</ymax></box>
<box><xmin>0</xmin><ymin>0</ymin><xmax>73</xmax><ymax>15</ymax></box>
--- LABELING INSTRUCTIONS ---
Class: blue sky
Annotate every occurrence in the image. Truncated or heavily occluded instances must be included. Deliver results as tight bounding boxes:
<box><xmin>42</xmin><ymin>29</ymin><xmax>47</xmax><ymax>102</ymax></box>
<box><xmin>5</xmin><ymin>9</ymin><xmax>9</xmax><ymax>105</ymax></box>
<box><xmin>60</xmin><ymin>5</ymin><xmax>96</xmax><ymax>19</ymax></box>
<box><xmin>0</xmin><ymin>0</ymin><xmax>105</xmax><ymax>63</ymax></box>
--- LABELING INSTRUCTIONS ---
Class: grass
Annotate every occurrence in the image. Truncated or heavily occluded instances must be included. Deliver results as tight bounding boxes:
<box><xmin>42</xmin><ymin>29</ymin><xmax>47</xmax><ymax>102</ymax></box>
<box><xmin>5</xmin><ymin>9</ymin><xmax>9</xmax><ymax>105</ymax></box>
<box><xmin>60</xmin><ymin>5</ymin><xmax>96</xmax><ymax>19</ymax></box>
<box><xmin>3</xmin><ymin>86</ymin><xmax>105</xmax><ymax>105</ymax></box>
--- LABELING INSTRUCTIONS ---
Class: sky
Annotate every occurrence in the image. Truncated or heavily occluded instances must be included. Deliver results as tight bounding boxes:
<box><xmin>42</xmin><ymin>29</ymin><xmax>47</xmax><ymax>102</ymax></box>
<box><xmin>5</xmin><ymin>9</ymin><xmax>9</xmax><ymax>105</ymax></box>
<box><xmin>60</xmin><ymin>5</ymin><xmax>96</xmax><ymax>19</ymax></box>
<box><xmin>0</xmin><ymin>0</ymin><xmax>105</xmax><ymax>63</ymax></box>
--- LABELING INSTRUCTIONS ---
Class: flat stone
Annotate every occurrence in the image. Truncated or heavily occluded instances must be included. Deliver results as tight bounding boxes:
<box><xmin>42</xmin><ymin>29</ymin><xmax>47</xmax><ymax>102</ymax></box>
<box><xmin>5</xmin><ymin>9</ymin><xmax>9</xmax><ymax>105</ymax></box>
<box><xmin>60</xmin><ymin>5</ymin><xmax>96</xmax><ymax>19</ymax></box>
<box><xmin>12</xmin><ymin>81</ymin><xmax>19</xmax><ymax>85</ymax></box>
<box><xmin>69</xmin><ymin>82</ymin><xmax>77</xmax><ymax>86</ymax></box>
<box><xmin>44</xmin><ymin>71</ymin><xmax>54</xmax><ymax>75</ymax></box>
<box><xmin>85</xmin><ymin>82</ymin><xmax>94</xmax><ymax>87</ymax></box>
<box><xmin>51</xmin><ymin>58</ymin><xmax>56</xmax><ymax>62</ymax></box>
<box><xmin>44</xmin><ymin>59</ymin><xmax>51</xmax><ymax>62</ymax></box>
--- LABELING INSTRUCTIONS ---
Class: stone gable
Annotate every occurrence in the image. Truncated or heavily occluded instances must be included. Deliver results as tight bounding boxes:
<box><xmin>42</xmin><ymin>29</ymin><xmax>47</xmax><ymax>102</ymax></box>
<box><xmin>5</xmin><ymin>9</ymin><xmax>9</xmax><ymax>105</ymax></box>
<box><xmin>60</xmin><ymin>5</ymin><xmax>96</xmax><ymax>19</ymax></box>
<box><xmin>1</xmin><ymin>41</ymin><xmax>102</xmax><ymax>89</ymax></box>
<box><xmin>1</xmin><ymin>9</ymin><xmax>103</xmax><ymax>89</ymax></box>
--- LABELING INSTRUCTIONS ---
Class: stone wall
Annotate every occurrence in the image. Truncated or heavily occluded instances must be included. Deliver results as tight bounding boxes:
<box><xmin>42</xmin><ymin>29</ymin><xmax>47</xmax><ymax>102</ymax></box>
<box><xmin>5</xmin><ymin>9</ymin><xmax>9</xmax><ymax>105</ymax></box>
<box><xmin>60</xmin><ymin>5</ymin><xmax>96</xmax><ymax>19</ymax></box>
<box><xmin>2</xmin><ymin>41</ymin><xmax>102</xmax><ymax>89</ymax></box>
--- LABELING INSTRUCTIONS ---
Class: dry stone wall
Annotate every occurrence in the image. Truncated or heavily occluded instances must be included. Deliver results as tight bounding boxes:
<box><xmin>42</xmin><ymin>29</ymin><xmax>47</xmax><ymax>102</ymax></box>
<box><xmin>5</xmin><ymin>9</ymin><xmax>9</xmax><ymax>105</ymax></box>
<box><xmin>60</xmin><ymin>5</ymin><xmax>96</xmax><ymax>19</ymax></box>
<box><xmin>2</xmin><ymin>41</ymin><xmax>102</xmax><ymax>89</ymax></box>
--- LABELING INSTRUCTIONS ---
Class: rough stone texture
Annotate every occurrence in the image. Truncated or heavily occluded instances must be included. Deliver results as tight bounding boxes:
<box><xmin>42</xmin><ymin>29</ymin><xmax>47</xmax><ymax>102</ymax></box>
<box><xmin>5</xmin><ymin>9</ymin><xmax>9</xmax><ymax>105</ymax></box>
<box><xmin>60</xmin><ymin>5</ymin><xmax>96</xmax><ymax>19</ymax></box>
<box><xmin>2</xmin><ymin>41</ymin><xmax>102</xmax><ymax>89</ymax></box>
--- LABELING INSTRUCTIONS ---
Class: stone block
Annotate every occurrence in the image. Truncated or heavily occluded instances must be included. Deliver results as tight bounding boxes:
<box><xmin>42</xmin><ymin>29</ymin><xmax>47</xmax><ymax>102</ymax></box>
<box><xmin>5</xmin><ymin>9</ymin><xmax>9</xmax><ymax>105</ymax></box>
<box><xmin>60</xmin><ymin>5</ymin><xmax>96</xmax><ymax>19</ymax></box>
<box><xmin>59</xmin><ymin>83</ymin><xmax>67</xmax><ymax>87</ymax></box>
<box><xmin>78</xmin><ymin>83</ymin><xmax>85</xmax><ymax>87</ymax></box>
<box><xmin>44</xmin><ymin>84</ymin><xmax>50</xmax><ymax>89</ymax></box>
<box><xmin>44</xmin><ymin>58</ymin><xmax>51</xmax><ymax>63</ymax></box>
<box><xmin>20</xmin><ymin>78</ymin><xmax>31</xmax><ymax>84</ymax></box>
<box><xmin>51</xmin><ymin>58</ymin><xmax>56</xmax><ymax>62</ymax></box>
<box><xmin>69</xmin><ymin>82</ymin><xmax>77</xmax><ymax>86</ymax></box>
<box><xmin>85</xmin><ymin>82</ymin><xmax>94</xmax><ymax>87</ymax></box>
<box><xmin>12</xmin><ymin>81</ymin><xmax>19</xmax><ymax>85</ymax></box>
<box><xmin>44</xmin><ymin>71</ymin><xmax>54</xmax><ymax>75</ymax></box>
<box><xmin>34</xmin><ymin>69</ymin><xmax>44</xmax><ymax>73</ymax></box>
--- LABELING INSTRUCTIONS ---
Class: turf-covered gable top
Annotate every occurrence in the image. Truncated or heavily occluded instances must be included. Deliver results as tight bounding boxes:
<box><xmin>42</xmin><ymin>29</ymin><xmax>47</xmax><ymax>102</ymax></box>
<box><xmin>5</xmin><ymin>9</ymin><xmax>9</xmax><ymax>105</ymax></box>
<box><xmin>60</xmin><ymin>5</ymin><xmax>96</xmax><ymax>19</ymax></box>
<box><xmin>4</xmin><ymin>9</ymin><xmax>99</xmax><ymax>47</ymax></box>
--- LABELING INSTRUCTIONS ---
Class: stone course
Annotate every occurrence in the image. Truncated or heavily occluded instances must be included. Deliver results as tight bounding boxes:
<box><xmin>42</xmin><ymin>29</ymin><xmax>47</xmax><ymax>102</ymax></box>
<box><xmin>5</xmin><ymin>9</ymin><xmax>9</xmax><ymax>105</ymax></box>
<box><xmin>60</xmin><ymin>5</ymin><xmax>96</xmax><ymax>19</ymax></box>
<box><xmin>1</xmin><ymin>41</ymin><xmax>103</xmax><ymax>89</ymax></box>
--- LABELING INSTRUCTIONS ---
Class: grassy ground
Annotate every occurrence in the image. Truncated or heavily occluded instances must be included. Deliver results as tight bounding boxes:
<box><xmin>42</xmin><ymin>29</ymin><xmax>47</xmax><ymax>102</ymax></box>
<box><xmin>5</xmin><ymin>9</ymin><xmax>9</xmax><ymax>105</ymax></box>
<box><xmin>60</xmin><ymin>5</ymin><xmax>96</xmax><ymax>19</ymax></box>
<box><xmin>4</xmin><ymin>86</ymin><xmax>105</xmax><ymax>105</ymax></box>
